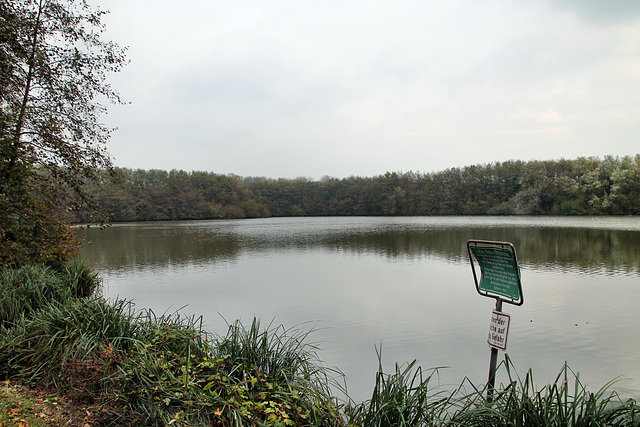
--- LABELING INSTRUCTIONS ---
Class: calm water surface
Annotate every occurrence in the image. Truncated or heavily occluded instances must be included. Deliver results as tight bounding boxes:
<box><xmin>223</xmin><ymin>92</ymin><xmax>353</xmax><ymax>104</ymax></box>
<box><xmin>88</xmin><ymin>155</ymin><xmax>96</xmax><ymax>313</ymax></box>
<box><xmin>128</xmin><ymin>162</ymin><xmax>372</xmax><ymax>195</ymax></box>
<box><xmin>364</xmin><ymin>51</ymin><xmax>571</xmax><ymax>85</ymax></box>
<box><xmin>80</xmin><ymin>216</ymin><xmax>640</xmax><ymax>402</ymax></box>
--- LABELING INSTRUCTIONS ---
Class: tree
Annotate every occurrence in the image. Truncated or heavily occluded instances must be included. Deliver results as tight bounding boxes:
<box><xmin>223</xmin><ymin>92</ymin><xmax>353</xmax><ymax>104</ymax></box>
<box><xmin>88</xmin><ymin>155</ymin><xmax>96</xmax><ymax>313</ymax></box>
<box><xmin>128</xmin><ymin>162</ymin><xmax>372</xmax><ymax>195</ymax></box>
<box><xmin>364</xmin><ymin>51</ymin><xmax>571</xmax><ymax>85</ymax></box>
<box><xmin>0</xmin><ymin>0</ymin><xmax>126</xmax><ymax>266</ymax></box>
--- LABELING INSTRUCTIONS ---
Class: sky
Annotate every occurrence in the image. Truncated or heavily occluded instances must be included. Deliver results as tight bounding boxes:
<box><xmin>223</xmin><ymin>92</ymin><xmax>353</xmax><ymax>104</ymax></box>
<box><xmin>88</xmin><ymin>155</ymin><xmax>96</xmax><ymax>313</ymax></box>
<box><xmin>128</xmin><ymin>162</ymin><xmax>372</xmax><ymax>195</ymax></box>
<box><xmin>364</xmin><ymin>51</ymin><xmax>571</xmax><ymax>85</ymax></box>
<box><xmin>93</xmin><ymin>0</ymin><xmax>640</xmax><ymax>179</ymax></box>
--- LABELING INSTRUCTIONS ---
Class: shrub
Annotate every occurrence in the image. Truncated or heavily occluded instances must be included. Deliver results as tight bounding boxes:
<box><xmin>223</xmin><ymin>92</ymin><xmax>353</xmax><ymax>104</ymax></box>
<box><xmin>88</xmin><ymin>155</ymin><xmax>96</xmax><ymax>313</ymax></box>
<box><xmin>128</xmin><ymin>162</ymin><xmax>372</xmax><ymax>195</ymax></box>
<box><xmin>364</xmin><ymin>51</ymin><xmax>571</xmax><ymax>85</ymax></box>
<box><xmin>2</xmin><ymin>264</ymin><xmax>638</xmax><ymax>425</ymax></box>
<box><xmin>212</xmin><ymin>318</ymin><xmax>345</xmax><ymax>426</ymax></box>
<box><xmin>0</xmin><ymin>265</ymin><xmax>68</xmax><ymax>328</ymax></box>
<box><xmin>0</xmin><ymin>262</ymin><xmax>100</xmax><ymax>329</ymax></box>
<box><xmin>50</xmin><ymin>260</ymin><xmax>102</xmax><ymax>298</ymax></box>
<box><xmin>0</xmin><ymin>297</ymin><xmax>138</xmax><ymax>396</ymax></box>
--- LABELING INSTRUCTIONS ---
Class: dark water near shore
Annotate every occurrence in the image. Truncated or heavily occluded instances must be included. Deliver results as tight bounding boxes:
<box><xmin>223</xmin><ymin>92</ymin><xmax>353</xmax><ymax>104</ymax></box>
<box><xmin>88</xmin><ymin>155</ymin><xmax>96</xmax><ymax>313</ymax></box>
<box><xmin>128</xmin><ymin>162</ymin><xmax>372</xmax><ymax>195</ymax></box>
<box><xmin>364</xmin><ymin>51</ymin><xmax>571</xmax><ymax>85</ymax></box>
<box><xmin>80</xmin><ymin>216</ymin><xmax>640</xmax><ymax>402</ymax></box>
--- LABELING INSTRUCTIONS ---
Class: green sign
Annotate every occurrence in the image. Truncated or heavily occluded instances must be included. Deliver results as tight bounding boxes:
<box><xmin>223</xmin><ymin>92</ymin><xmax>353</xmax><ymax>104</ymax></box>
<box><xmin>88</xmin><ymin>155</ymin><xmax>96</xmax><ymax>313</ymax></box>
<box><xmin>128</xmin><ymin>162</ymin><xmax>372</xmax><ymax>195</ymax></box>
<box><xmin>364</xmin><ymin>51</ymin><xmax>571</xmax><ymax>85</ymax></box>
<box><xmin>468</xmin><ymin>240</ymin><xmax>523</xmax><ymax>305</ymax></box>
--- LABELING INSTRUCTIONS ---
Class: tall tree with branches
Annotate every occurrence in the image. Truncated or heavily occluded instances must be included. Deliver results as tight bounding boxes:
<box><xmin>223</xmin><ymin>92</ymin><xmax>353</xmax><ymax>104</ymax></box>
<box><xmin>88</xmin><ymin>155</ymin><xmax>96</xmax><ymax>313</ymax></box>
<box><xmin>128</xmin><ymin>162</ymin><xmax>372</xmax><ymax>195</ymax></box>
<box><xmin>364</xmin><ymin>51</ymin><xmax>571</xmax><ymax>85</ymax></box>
<box><xmin>0</xmin><ymin>0</ymin><xmax>126</xmax><ymax>266</ymax></box>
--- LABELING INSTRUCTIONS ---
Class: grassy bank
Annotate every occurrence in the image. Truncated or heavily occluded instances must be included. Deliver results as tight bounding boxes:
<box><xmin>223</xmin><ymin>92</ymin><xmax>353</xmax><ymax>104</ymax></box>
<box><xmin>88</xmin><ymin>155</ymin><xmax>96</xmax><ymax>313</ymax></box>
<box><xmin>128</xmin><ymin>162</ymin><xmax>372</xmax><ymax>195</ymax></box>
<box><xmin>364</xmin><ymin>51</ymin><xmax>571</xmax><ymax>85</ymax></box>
<box><xmin>1</xmin><ymin>264</ymin><xmax>638</xmax><ymax>426</ymax></box>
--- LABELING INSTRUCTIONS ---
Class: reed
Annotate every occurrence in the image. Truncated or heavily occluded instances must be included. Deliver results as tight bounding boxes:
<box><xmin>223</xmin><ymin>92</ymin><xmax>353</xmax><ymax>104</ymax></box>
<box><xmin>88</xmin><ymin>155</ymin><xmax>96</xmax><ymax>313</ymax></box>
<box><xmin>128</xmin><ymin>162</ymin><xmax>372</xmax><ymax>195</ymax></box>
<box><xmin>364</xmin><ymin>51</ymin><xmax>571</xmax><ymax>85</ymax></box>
<box><xmin>2</xmin><ymin>264</ymin><xmax>638</xmax><ymax>425</ymax></box>
<box><xmin>346</xmin><ymin>347</ymin><xmax>451</xmax><ymax>426</ymax></box>
<box><xmin>49</xmin><ymin>260</ymin><xmax>102</xmax><ymax>298</ymax></box>
<box><xmin>446</xmin><ymin>356</ymin><xmax>640</xmax><ymax>426</ymax></box>
<box><xmin>0</xmin><ymin>296</ymin><xmax>139</xmax><ymax>396</ymax></box>
<box><xmin>0</xmin><ymin>291</ymin><xmax>346</xmax><ymax>425</ymax></box>
<box><xmin>0</xmin><ymin>264</ymin><xmax>68</xmax><ymax>328</ymax></box>
<box><xmin>345</xmin><ymin>352</ymin><xmax>640</xmax><ymax>426</ymax></box>
<box><xmin>106</xmin><ymin>314</ymin><xmax>345</xmax><ymax>425</ymax></box>
<box><xmin>107</xmin><ymin>310</ymin><xmax>224</xmax><ymax>425</ymax></box>
<box><xmin>0</xmin><ymin>262</ymin><xmax>100</xmax><ymax>329</ymax></box>
<box><xmin>214</xmin><ymin>318</ymin><xmax>330</xmax><ymax>387</ymax></box>
<box><xmin>212</xmin><ymin>318</ymin><xmax>345</xmax><ymax>426</ymax></box>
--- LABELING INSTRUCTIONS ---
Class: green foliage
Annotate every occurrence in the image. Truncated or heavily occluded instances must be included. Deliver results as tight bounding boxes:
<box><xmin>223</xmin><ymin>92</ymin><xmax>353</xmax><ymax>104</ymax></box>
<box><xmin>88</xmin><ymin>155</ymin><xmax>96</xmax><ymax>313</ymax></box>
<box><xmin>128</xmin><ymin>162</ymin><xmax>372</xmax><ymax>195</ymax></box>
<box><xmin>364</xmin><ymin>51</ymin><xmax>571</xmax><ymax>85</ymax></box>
<box><xmin>105</xmin><ymin>311</ymin><xmax>227</xmax><ymax>425</ymax></box>
<box><xmin>75</xmin><ymin>168</ymin><xmax>271</xmax><ymax>222</ymax></box>
<box><xmin>0</xmin><ymin>264</ymin><xmax>67</xmax><ymax>329</ymax></box>
<box><xmin>0</xmin><ymin>0</ymin><xmax>126</xmax><ymax>267</ymax></box>
<box><xmin>0</xmin><ymin>297</ymin><xmax>139</xmax><ymax>397</ymax></box>
<box><xmin>0</xmin><ymin>185</ymin><xmax>80</xmax><ymax>266</ymax></box>
<box><xmin>487</xmin><ymin>201</ymin><xmax>514</xmax><ymax>215</ymax></box>
<box><xmin>76</xmin><ymin>155</ymin><xmax>639</xmax><ymax>224</ymax></box>
<box><xmin>49</xmin><ymin>259</ymin><xmax>102</xmax><ymax>298</ymax></box>
<box><xmin>346</xmin><ymin>348</ymin><xmax>450</xmax><ymax>426</ymax></box>
<box><xmin>0</xmin><ymin>264</ymin><xmax>345</xmax><ymax>425</ymax></box>
<box><xmin>212</xmin><ymin>318</ymin><xmax>345</xmax><ymax>426</ymax></box>
<box><xmin>0</xmin><ymin>261</ymin><xmax>99</xmax><ymax>328</ymax></box>
<box><xmin>346</xmin><ymin>353</ymin><xmax>640</xmax><ymax>427</ymax></box>
<box><xmin>110</xmin><ymin>316</ymin><xmax>345</xmax><ymax>426</ymax></box>
<box><xmin>2</xmin><ymin>264</ymin><xmax>639</xmax><ymax>425</ymax></box>
<box><xmin>446</xmin><ymin>357</ymin><xmax>640</xmax><ymax>426</ymax></box>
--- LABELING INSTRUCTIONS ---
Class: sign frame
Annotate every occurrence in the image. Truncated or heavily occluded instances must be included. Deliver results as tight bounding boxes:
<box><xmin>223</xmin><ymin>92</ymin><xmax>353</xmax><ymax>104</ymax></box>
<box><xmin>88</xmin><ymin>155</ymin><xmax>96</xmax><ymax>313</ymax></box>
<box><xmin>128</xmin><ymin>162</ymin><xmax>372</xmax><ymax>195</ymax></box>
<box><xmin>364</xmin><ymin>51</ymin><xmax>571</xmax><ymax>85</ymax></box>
<box><xmin>467</xmin><ymin>240</ymin><xmax>524</xmax><ymax>306</ymax></box>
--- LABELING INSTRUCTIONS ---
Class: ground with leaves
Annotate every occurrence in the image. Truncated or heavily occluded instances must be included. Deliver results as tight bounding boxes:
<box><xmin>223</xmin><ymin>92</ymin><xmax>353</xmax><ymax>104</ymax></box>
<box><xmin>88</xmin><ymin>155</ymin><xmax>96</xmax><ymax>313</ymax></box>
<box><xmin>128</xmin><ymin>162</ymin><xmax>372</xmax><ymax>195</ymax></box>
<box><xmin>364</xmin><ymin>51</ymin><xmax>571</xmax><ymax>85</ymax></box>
<box><xmin>0</xmin><ymin>381</ymin><xmax>104</xmax><ymax>427</ymax></box>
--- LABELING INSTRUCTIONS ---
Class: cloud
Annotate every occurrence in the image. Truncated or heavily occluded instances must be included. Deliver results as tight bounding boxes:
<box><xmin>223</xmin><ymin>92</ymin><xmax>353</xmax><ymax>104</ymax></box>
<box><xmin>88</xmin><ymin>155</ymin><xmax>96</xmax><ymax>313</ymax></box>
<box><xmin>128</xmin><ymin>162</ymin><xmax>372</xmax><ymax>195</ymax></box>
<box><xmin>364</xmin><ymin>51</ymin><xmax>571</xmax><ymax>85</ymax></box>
<box><xmin>96</xmin><ymin>0</ymin><xmax>640</xmax><ymax>178</ymax></box>
<box><xmin>551</xmin><ymin>0</ymin><xmax>640</xmax><ymax>24</ymax></box>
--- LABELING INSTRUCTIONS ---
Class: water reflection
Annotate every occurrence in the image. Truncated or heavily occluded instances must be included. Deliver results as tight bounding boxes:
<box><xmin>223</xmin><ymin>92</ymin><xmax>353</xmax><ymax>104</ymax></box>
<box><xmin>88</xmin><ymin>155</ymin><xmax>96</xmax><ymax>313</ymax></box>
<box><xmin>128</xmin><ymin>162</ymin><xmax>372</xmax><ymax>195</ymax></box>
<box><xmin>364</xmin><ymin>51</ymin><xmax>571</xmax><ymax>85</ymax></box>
<box><xmin>82</xmin><ymin>222</ymin><xmax>242</xmax><ymax>270</ymax></box>
<box><xmin>81</xmin><ymin>217</ymin><xmax>640</xmax><ymax>276</ymax></box>
<box><xmin>79</xmin><ymin>217</ymin><xmax>640</xmax><ymax>402</ymax></box>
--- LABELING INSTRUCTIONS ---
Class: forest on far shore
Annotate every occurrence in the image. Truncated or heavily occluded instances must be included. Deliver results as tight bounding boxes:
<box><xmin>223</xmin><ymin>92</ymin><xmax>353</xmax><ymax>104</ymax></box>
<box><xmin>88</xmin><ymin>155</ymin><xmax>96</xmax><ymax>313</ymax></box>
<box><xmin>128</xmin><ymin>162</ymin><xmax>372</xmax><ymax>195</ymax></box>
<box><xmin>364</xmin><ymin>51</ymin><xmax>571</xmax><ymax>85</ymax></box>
<box><xmin>74</xmin><ymin>155</ymin><xmax>640</xmax><ymax>223</ymax></box>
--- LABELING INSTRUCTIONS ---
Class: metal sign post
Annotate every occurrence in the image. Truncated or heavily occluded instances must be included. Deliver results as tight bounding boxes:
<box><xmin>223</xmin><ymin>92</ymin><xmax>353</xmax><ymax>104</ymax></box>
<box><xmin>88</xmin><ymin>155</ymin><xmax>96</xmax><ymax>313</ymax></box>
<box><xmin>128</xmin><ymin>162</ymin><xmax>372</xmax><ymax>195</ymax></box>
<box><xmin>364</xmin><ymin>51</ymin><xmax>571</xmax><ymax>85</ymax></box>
<box><xmin>467</xmin><ymin>240</ymin><xmax>523</xmax><ymax>401</ymax></box>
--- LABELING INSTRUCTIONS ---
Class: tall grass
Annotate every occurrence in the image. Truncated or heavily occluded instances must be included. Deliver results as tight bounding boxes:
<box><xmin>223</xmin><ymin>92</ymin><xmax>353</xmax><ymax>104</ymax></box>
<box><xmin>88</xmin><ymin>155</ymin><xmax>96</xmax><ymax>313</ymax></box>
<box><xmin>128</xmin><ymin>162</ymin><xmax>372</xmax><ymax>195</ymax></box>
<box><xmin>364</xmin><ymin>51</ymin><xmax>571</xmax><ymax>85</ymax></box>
<box><xmin>0</xmin><ymin>264</ymin><xmax>347</xmax><ymax>425</ymax></box>
<box><xmin>0</xmin><ymin>261</ymin><xmax>100</xmax><ymax>329</ymax></box>
<box><xmin>106</xmin><ymin>310</ymin><xmax>223</xmax><ymax>425</ymax></box>
<box><xmin>0</xmin><ymin>297</ymin><xmax>139</xmax><ymax>395</ymax></box>
<box><xmin>213</xmin><ymin>317</ymin><xmax>344</xmax><ymax>396</ymax></box>
<box><xmin>346</xmin><ymin>347</ymin><xmax>450</xmax><ymax>426</ymax></box>
<box><xmin>49</xmin><ymin>260</ymin><xmax>102</xmax><ymax>298</ymax></box>
<box><xmin>0</xmin><ymin>265</ymin><xmax>67</xmax><ymax>328</ymax></box>
<box><xmin>113</xmin><ymin>315</ymin><xmax>345</xmax><ymax>426</ymax></box>
<box><xmin>347</xmin><ymin>352</ymin><xmax>640</xmax><ymax>426</ymax></box>
<box><xmin>446</xmin><ymin>356</ymin><xmax>640</xmax><ymax>426</ymax></box>
<box><xmin>2</xmin><ymin>264</ymin><xmax>638</xmax><ymax>426</ymax></box>
<box><xmin>213</xmin><ymin>318</ymin><xmax>345</xmax><ymax>426</ymax></box>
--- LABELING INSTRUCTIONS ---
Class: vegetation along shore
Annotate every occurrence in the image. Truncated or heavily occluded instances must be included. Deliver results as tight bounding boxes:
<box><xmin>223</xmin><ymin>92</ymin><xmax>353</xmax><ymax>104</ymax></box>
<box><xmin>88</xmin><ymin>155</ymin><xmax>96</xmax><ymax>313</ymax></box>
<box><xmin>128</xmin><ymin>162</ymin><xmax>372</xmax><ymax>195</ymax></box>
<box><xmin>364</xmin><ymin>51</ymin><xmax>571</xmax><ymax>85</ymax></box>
<box><xmin>0</xmin><ymin>262</ymin><xmax>639</xmax><ymax>426</ymax></box>
<box><xmin>71</xmin><ymin>155</ymin><xmax>640</xmax><ymax>223</ymax></box>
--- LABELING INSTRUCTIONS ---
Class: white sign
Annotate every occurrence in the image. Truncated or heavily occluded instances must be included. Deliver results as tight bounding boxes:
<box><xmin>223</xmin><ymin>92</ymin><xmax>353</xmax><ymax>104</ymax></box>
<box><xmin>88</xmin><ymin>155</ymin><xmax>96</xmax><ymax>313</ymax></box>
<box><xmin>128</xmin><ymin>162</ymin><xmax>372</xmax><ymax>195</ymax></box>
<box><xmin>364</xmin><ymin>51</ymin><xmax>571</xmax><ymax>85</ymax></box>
<box><xmin>488</xmin><ymin>310</ymin><xmax>510</xmax><ymax>350</ymax></box>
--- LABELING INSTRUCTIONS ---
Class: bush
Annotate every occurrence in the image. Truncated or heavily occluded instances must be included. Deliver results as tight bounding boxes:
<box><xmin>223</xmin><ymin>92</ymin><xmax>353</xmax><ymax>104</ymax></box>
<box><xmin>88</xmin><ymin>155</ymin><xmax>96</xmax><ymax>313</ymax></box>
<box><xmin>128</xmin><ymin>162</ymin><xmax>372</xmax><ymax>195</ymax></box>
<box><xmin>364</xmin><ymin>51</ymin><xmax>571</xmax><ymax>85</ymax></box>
<box><xmin>114</xmin><ymin>315</ymin><xmax>344</xmax><ymax>426</ymax></box>
<box><xmin>0</xmin><ymin>297</ymin><xmax>138</xmax><ymax>394</ymax></box>
<box><xmin>50</xmin><ymin>260</ymin><xmax>102</xmax><ymax>298</ymax></box>
<box><xmin>0</xmin><ymin>265</ymin><xmax>67</xmax><ymax>329</ymax></box>
<box><xmin>0</xmin><ymin>262</ymin><xmax>100</xmax><ymax>329</ymax></box>
<box><xmin>212</xmin><ymin>318</ymin><xmax>345</xmax><ymax>426</ymax></box>
<box><xmin>0</xmin><ymin>291</ymin><xmax>347</xmax><ymax>426</ymax></box>
<box><xmin>2</xmin><ymin>264</ymin><xmax>638</xmax><ymax>426</ymax></box>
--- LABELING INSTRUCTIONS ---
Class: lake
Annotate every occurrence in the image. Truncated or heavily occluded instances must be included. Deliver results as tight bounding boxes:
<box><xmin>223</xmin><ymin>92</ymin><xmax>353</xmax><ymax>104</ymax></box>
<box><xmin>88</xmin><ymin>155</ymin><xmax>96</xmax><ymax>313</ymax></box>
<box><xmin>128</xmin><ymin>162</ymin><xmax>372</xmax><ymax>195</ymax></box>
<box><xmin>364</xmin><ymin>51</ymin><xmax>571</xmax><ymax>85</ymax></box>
<box><xmin>79</xmin><ymin>216</ymin><xmax>640</xmax><ymax>403</ymax></box>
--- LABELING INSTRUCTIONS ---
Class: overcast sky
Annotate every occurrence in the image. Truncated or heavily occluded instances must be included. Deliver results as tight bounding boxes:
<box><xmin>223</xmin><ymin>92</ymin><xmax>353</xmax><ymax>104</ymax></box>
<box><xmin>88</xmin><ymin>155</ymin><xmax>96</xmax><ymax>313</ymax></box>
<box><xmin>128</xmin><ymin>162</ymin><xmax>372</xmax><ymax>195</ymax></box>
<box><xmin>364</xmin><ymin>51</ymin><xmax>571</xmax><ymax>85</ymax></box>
<box><xmin>94</xmin><ymin>0</ymin><xmax>640</xmax><ymax>179</ymax></box>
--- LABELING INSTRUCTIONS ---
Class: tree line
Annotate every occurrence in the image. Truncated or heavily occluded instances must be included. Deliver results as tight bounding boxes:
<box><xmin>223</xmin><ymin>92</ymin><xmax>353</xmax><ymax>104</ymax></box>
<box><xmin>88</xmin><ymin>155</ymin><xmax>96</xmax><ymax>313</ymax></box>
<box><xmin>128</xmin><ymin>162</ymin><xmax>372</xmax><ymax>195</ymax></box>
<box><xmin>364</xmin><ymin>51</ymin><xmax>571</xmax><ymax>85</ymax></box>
<box><xmin>75</xmin><ymin>155</ymin><xmax>639</xmax><ymax>223</ymax></box>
